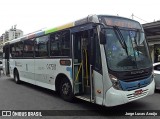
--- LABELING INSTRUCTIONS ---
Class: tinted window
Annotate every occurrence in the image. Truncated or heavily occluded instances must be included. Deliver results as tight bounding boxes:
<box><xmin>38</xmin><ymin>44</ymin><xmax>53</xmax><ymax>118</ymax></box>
<box><xmin>14</xmin><ymin>41</ymin><xmax>23</xmax><ymax>57</ymax></box>
<box><xmin>61</xmin><ymin>31</ymin><xmax>70</xmax><ymax>56</ymax></box>
<box><xmin>35</xmin><ymin>35</ymin><xmax>49</xmax><ymax>57</ymax></box>
<box><xmin>105</xmin><ymin>28</ymin><xmax>152</xmax><ymax>71</ymax></box>
<box><xmin>10</xmin><ymin>44</ymin><xmax>16</xmax><ymax>58</ymax></box>
<box><xmin>24</xmin><ymin>39</ymin><xmax>34</xmax><ymax>57</ymax></box>
<box><xmin>50</xmin><ymin>30</ymin><xmax>70</xmax><ymax>56</ymax></box>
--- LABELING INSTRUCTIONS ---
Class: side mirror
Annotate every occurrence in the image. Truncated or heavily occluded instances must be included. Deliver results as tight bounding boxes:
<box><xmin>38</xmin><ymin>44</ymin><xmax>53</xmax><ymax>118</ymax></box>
<box><xmin>100</xmin><ymin>30</ymin><xmax>106</xmax><ymax>44</ymax></box>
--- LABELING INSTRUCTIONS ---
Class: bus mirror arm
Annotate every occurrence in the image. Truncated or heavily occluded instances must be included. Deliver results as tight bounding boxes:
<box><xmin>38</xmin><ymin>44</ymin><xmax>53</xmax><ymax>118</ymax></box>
<box><xmin>93</xmin><ymin>23</ymin><xmax>105</xmax><ymax>28</ymax></box>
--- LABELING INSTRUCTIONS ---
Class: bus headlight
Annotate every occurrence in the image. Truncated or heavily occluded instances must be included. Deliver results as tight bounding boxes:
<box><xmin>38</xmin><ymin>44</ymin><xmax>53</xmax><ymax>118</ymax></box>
<box><xmin>109</xmin><ymin>74</ymin><xmax>122</xmax><ymax>90</ymax></box>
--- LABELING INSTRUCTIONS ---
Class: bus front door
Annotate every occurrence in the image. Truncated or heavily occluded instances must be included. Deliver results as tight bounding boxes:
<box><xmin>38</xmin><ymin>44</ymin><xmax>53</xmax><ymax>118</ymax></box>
<box><xmin>72</xmin><ymin>30</ymin><xmax>95</xmax><ymax>101</ymax></box>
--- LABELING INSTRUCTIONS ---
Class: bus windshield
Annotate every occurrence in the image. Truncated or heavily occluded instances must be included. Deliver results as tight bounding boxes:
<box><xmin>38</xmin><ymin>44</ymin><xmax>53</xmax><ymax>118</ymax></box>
<box><xmin>104</xmin><ymin>27</ymin><xmax>152</xmax><ymax>71</ymax></box>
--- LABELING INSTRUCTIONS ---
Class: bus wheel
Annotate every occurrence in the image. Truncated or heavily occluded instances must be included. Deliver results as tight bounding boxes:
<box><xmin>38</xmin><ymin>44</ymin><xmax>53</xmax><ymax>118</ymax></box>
<box><xmin>14</xmin><ymin>70</ymin><xmax>21</xmax><ymax>84</ymax></box>
<box><xmin>60</xmin><ymin>79</ymin><xmax>74</xmax><ymax>102</ymax></box>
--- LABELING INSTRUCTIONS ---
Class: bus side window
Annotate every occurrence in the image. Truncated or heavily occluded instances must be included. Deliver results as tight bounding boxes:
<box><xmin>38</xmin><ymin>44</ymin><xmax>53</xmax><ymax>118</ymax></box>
<box><xmin>61</xmin><ymin>30</ymin><xmax>70</xmax><ymax>56</ymax></box>
<box><xmin>10</xmin><ymin>44</ymin><xmax>16</xmax><ymax>58</ymax></box>
<box><xmin>14</xmin><ymin>41</ymin><xmax>23</xmax><ymax>58</ymax></box>
<box><xmin>35</xmin><ymin>35</ymin><xmax>49</xmax><ymax>58</ymax></box>
<box><xmin>50</xmin><ymin>33</ymin><xmax>61</xmax><ymax>56</ymax></box>
<box><xmin>50</xmin><ymin>30</ymin><xmax>70</xmax><ymax>57</ymax></box>
<box><xmin>23</xmin><ymin>39</ymin><xmax>34</xmax><ymax>57</ymax></box>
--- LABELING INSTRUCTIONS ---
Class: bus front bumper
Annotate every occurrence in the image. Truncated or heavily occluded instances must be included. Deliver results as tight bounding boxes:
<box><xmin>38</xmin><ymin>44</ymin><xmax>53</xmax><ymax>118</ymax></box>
<box><xmin>104</xmin><ymin>79</ymin><xmax>155</xmax><ymax>107</ymax></box>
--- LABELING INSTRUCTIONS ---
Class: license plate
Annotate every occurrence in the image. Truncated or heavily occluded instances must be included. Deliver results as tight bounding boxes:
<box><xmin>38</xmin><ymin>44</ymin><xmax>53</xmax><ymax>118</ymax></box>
<box><xmin>134</xmin><ymin>89</ymin><xmax>143</xmax><ymax>95</ymax></box>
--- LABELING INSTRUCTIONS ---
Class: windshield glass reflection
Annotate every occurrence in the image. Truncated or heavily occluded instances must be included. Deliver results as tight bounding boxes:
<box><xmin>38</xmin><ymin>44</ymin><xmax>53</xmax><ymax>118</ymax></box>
<box><xmin>105</xmin><ymin>28</ymin><xmax>152</xmax><ymax>71</ymax></box>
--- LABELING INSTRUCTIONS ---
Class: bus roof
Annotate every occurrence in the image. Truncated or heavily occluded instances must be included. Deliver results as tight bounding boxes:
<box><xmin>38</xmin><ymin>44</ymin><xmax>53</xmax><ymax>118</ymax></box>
<box><xmin>6</xmin><ymin>14</ymin><xmax>140</xmax><ymax>45</ymax></box>
<box><xmin>7</xmin><ymin>15</ymin><xmax>95</xmax><ymax>44</ymax></box>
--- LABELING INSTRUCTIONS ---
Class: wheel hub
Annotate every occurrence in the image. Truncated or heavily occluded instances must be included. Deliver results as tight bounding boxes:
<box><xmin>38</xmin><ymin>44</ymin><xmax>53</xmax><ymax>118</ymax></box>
<box><xmin>62</xmin><ymin>83</ymin><xmax>70</xmax><ymax>95</ymax></box>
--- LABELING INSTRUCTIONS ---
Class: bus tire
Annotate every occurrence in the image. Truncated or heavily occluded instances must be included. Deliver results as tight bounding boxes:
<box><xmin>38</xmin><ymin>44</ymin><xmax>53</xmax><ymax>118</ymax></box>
<box><xmin>14</xmin><ymin>70</ymin><xmax>21</xmax><ymax>84</ymax></box>
<box><xmin>60</xmin><ymin>78</ymin><xmax>74</xmax><ymax>102</ymax></box>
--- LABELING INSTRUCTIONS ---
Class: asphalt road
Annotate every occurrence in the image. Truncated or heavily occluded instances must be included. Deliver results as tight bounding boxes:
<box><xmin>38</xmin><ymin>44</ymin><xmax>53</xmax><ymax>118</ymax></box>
<box><xmin>0</xmin><ymin>75</ymin><xmax>160</xmax><ymax>119</ymax></box>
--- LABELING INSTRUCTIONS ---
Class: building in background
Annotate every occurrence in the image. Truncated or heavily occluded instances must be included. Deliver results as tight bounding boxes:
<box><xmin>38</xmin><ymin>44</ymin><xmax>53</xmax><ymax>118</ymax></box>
<box><xmin>0</xmin><ymin>25</ymin><xmax>23</xmax><ymax>51</ymax></box>
<box><xmin>143</xmin><ymin>21</ymin><xmax>160</xmax><ymax>63</ymax></box>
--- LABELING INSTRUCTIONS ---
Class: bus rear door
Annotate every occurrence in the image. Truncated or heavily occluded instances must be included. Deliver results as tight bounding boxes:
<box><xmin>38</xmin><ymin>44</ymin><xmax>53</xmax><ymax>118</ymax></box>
<box><xmin>3</xmin><ymin>44</ymin><xmax>10</xmax><ymax>75</ymax></box>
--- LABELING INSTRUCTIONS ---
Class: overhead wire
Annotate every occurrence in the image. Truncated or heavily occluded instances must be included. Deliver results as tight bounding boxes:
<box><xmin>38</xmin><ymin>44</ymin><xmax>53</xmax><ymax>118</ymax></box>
<box><xmin>131</xmin><ymin>14</ymin><xmax>148</xmax><ymax>23</ymax></box>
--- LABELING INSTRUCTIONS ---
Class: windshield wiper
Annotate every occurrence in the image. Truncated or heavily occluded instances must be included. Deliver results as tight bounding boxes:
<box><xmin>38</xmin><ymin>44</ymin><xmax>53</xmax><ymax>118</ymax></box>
<box><xmin>132</xmin><ymin>31</ymin><xmax>140</xmax><ymax>56</ymax></box>
<box><xmin>113</xmin><ymin>26</ymin><xmax>128</xmax><ymax>55</ymax></box>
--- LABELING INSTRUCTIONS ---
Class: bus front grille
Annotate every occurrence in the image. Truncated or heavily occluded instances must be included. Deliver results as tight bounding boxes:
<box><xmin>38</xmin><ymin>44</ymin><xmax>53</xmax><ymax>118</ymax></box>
<box><xmin>121</xmin><ymin>73</ymin><xmax>151</xmax><ymax>82</ymax></box>
<box><xmin>127</xmin><ymin>89</ymin><xmax>149</xmax><ymax>101</ymax></box>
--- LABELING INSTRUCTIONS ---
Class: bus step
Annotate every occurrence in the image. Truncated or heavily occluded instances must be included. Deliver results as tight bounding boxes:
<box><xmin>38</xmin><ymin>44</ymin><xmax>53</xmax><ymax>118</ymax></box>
<box><xmin>74</xmin><ymin>82</ymin><xmax>82</xmax><ymax>94</ymax></box>
<box><xmin>84</xmin><ymin>85</ymin><xmax>91</xmax><ymax>94</ymax></box>
<box><xmin>75</xmin><ymin>95</ymin><xmax>90</xmax><ymax>102</ymax></box>
<box><xmin>74</xmin><ymin>82</ymin><xmax>82</xmax><ymax>85</ymax></box>
<box><xmin>74</xmin><ymin>63</ymin><xmax>81</xmax><ymax>66</ymax></box>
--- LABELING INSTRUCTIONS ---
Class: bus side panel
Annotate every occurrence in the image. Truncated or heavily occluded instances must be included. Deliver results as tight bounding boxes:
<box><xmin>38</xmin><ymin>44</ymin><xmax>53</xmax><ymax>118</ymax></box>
<box><xmin>20</xmin><ymin>59</ymin><xmax>35</xmax><ymax>84</ymax></box>
<box><xmin>34</xmin><ymin>58</ymin><xmax>73</xmax><ymax>91</ymax></box>
<box><xmin>93</xmin><ymin>71</ymin><xmax>103</xmax><ymax>105</ymax></box>
<box><xmin>10</xmin><ymin>59</ymin><xmax>35</xmax><ymax>84</ymax></box>
<box><xmin>99</xmin><ymin>44</ymin><xmax>113</xmax><ymax>105</ymax></box>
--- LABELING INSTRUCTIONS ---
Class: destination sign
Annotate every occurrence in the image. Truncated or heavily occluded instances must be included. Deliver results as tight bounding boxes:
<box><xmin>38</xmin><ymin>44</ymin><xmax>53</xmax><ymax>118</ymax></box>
<box><xmin>103</xmin><ymin>17</ymin><xmax>141</xmax><ymax>29</ymax></box>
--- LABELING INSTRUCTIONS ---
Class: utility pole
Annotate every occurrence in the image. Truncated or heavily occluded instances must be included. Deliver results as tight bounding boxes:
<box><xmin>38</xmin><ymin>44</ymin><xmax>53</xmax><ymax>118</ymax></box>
<box><xmin>131</xmin><ymin>13</ymin><xmax>134</xmax><ymax>19</ymax></box>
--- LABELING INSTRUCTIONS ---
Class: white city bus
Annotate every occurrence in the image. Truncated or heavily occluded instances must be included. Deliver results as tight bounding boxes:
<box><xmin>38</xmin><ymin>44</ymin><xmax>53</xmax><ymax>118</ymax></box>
<box><xmin>3</xmin><ymin>15</ymin><xmax>155</xmax><ymax>106</ymax></box>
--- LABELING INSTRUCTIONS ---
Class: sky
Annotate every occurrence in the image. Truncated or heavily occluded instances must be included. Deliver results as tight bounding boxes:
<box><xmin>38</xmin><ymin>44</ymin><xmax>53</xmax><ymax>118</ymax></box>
<box><xmin>0</xmin><ymin>0</ymin><xmax>160</xmax><ymax>35</ymax></box>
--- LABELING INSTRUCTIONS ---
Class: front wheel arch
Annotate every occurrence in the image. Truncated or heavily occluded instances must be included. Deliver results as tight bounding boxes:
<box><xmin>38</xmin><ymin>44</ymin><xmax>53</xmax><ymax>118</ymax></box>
<box><xmin>59</xmin><ymin>76</ymin><xmax>74</xmax><ymax>102</ymax></box>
